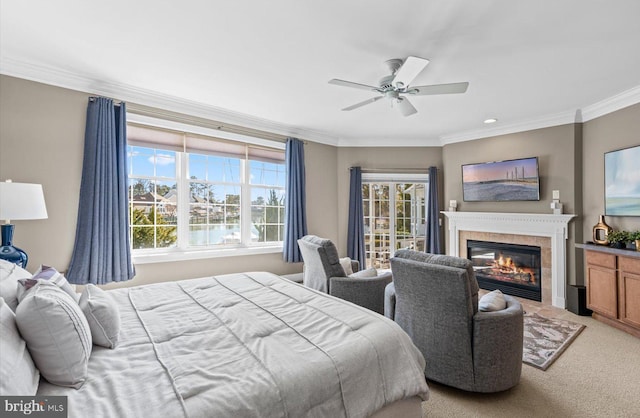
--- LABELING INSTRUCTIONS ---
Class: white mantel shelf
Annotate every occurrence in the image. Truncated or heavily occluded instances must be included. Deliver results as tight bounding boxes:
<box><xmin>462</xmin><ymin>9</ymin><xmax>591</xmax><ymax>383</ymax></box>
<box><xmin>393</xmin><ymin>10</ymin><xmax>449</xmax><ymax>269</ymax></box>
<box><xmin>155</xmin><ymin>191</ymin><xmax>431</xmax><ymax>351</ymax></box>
<box><xmin>441</xmin><ymin>211</ymin><xmax>576</xmax><ymax>308</ymax></box>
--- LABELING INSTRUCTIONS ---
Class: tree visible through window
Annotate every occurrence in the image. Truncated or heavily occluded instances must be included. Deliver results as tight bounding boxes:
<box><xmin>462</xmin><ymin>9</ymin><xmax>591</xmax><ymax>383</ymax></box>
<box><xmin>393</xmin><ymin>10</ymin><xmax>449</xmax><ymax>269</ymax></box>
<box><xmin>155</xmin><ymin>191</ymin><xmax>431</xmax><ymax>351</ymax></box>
<box><xmin>126</xmin><ymin>123</ymin><xmax>285</xmax><ymax>252</ymax></box>
<box><xmin>363</xmin><ymin>178</ymin><xmax>427</xmax><ymax>269</ymax></box>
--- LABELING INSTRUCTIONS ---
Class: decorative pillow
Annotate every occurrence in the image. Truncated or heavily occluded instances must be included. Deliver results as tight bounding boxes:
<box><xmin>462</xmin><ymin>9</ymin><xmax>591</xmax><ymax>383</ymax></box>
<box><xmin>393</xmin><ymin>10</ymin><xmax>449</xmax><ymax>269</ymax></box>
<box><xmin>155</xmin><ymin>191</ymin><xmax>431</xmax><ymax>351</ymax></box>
<box><xmin>79</xmin><ymin>284</ymin><xmax>121</xmax><ymax>348</ymax></box>
<box><xmin>17</xmin><ymin>265</ymin><xmax>79</xmax><ymax>303</ymax></box>
<box><xmin>16</xmin><ymin>282</ymin><xmax>92</xmax><ymax>388</ymax></box>
<box><xmin>0</xmin><ymin>260</ymin><xmax>32</xmax><ymax>312</ymax></box>
<box><xmin>349</xmin><ymin>267</ymin><xmax>379</xmax><ymax>279</ymax></box>
<box><xmin>339</xmin><ymin>257</ymin><xmax>354</xmax><ymax>275</ymax></box>
<box><xmin>0</xmin><ymin>297</ymin><xmax>40</xmax><ymax>396</ymax></box>
<box><xmin>479</xmin><ymin>289</ymin><xmax>507</xmax><ymax>312</ymax></box>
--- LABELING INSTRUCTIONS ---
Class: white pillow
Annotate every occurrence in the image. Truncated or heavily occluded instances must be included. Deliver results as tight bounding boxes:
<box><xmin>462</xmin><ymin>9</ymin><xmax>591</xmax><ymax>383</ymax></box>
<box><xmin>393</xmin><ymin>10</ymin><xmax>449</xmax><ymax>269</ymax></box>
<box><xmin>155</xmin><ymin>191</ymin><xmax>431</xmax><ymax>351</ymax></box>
<box><xmin>79</xmin><ymin>284</ymin><xmax>121</xmax><ymax>348</ymax></box>
<box><xmin>349</xmin><ymin>267</ymin><xmax>379</xmax><ymax>279</ymax></box>
<box><xmin>339</xmin><ymin>257</ymin><xmax>354</xmax><ymax>275</ymax></box>
<box><xmin>479</xmin><ymin>289</ymin><xmax>507</xmax><ymax>312</ymax></box>
<box><xmin>16</xmin><ymin>281</ymin><xmax>92</xmax><ymax>388</ymax></box>
<box><xmin>17</xmin><ymin>265</ymin><xmax>79</xmax><ymax>303</ymax></box>
<box><xmin>0</xmin><ymin>297</ymin><xmax>39</xmax><ymax>396</ymax></box>
<box><xmin>0</xmin><ymin>260</ymin><xmax>31</xmax><ymax>312</ymax></box>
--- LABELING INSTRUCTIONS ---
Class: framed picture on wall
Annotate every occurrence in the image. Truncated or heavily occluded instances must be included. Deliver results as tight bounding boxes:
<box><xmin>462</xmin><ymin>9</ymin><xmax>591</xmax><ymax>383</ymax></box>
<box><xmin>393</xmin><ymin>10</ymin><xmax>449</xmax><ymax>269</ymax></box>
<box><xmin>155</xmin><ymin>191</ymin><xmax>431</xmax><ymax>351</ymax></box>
<box><xmin>605</xmin><ymin>144</ymin><xmax>640</xmax><ymax>216</ymax></box>
<box><xmin>462</xmin><ymin>157</ymin><xmax>540</xmax><ymax>202</ymax></box>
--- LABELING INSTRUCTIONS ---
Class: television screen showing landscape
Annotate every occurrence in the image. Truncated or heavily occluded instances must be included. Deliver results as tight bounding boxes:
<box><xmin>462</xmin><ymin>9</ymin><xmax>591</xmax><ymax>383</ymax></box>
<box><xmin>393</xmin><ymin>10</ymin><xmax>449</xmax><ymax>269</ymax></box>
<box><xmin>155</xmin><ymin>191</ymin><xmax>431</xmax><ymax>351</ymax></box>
<box><xmin>462</xmin><ymin>157</ymin><xmax>540</xmax><ymax>202</ymax></box>
<box><xmin>605</xmin><ymin>145</ymin><xmax>640</xmax><ymax>216</ymax></box>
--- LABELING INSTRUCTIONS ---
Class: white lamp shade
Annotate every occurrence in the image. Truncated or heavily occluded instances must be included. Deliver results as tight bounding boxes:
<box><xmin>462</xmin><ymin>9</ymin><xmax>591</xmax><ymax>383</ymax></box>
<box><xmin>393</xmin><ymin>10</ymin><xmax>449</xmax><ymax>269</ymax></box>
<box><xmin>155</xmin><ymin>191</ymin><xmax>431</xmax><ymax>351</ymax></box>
<box><xmin>0</xmin><ymin>181</ymin><xmax>48</xmax><ymax>221</ymax></box>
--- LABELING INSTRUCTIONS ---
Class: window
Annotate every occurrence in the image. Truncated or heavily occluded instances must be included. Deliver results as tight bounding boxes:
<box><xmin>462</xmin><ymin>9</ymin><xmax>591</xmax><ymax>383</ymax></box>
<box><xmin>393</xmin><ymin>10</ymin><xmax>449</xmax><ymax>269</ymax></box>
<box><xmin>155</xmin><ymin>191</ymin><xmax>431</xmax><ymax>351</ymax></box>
<box><xmin>126</xmin><ymin>121</ymin><xmax>285</xmax><ymax>257</ymax></box>
<box><xmin>362</xmin><ymin>173</ymin><xmax>428</xmax><ymax>269</ymax></box>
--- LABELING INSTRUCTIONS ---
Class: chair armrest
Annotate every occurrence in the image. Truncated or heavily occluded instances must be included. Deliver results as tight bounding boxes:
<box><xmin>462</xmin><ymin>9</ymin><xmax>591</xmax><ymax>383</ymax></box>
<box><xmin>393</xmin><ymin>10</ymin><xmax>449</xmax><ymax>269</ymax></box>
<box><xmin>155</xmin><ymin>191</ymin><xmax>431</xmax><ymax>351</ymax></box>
<box><xmin>384</xmin><ymin>282</ymin><xmax>396</xmax><ymax>319</ymax></box>
<box><xmin>471</xmin><ymin>295</ymin><xmax>524</xmax><ymax>392</ymax></box>
<box><xmin>350</xmin><ymin>259</ymin><xmax>360</xmax><ymax>273</ymax></box>
<box><xmin>329</xmin><ymin>272</ymin><xmax>392</xmax><ymax>315</ymax></box>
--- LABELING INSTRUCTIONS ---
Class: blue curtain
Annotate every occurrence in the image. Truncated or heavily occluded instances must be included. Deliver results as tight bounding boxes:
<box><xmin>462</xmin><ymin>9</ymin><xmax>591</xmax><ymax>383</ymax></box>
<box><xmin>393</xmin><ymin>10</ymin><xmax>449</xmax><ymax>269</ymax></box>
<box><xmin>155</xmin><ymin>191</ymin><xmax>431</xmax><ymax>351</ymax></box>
<box><xmin>283</xmin><ymin>138</ymin><xmax>308</xmax><ymax>263</ymax></box>
<box><xmin>347</xmin><ymin>167</ymin><xmax>366</xmax><ymax>266</ymax></box>
<box><xmin>67</xmin><ymin>97</ymin><xmax>135</xmax><ymax>284</ymax></box>
<box><xmin>426</xmin><ymin>166</ymin><xmax>442</xmax><ymax>254</ymax></box>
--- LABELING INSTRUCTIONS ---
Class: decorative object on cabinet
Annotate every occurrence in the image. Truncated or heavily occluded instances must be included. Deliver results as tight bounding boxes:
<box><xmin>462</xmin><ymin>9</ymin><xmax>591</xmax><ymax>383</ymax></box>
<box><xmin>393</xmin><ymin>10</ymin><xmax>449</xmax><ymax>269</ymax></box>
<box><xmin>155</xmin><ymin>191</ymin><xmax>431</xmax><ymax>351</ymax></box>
<box><xmin>592</xmin><ymin>215</ymin><xmax>612</xmax><ymax>245</ymax></box>
<box><xmin>604</xmin><ymin>145</ymin><xmax>640</xmax><ymax>216</ymax></box>
<box><xmin>607</xmin><ymin>230</ymin><xmax>631</xmax><ymax>249</ymax></box>
<box><xmin>630</xmin><ymin>231</ymin><xmax>640</xmax><ymax>251</ymax></box>
<box><xmin>0</xmin><ymin>180</ymin><xmax>48</xmax><ymax>268</ymax></box>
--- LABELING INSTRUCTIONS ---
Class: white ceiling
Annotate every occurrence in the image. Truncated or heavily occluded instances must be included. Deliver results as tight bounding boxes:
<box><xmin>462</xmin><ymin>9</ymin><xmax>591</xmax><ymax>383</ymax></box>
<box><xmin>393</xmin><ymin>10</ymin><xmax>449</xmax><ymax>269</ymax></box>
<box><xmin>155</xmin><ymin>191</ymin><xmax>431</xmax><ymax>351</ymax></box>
<box><xmin>2</xmin><ymin>1</ymin><xmax>640</xmax><ymax>146</ymax></box>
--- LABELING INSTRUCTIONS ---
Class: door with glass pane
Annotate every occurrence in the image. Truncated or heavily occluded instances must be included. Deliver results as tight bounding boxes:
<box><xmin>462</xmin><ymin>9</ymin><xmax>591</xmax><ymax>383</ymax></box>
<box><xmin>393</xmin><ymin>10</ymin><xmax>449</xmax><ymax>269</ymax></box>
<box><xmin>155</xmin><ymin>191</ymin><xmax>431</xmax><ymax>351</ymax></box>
<box><xmin>363</xmin><ymin>182</ymin><xmax>426</xmax><ymax>269</ymax></box>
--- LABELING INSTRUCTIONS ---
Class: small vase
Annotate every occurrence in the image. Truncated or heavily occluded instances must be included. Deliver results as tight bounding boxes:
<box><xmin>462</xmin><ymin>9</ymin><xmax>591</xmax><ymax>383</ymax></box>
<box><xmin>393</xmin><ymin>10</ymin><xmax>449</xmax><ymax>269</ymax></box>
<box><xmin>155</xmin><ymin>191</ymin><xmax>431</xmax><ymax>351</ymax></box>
<box><xmin>635</xmin><ymin>240</ymin><xmax>640</xmax><ymax>252</ymax></box>
<box><xmin>592</xmin><ymin>215</ymin><xmax>612</xmax><ymax>245</ymax></box>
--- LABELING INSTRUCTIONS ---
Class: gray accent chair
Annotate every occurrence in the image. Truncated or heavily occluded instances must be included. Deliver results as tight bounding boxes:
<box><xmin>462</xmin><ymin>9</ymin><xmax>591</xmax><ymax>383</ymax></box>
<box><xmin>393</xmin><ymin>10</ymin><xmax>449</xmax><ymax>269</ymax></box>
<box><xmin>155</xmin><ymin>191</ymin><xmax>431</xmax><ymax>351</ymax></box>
<box><xmin>297</xmin><ymin>235</ymin><xmax>392</xmax><ymax>314</ymax></box>
<box><xmin>386</xmin><ymin>249</ymin><xmax>523</xmax><ymax>393</ymax></box>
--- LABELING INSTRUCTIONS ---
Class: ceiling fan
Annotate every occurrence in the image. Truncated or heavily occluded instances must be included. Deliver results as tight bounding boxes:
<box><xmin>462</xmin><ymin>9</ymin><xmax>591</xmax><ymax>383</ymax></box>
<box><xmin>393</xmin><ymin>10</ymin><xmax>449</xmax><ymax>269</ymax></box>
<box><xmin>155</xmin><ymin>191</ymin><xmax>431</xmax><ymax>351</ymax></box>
<box><xmin>329</xmin><ymin>56</ymin><xmax>469</xmax><ymax>117</ymax></box>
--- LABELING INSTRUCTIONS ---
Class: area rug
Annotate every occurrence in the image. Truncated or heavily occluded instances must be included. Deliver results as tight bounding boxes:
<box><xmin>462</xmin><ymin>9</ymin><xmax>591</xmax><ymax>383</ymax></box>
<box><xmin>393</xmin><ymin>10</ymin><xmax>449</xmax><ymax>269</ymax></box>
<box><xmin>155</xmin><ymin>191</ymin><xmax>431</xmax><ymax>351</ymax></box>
<box><xmin>522</xmin><ymin>313</ymin><xmax>585</xmax><ymax>370</ymax></box>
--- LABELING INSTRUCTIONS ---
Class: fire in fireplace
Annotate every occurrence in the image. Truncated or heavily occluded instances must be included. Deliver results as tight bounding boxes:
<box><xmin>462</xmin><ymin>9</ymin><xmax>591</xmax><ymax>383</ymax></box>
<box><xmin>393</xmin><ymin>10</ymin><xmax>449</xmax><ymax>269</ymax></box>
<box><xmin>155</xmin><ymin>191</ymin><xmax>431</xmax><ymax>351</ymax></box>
<box><xmin>467</xmin><ymin>240</ymin><xmax>542</xmax><ymax>301</ymax></box>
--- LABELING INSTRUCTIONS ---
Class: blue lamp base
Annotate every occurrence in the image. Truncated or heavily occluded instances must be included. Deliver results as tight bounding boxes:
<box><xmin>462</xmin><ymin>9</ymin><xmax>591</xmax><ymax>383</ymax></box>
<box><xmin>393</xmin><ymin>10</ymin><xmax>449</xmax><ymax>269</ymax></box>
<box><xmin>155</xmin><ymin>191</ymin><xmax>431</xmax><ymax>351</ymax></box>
<box><xmin>0</xmin><ymin>224</ymin><xmax>28</xmax><ymax>268</ymax></box>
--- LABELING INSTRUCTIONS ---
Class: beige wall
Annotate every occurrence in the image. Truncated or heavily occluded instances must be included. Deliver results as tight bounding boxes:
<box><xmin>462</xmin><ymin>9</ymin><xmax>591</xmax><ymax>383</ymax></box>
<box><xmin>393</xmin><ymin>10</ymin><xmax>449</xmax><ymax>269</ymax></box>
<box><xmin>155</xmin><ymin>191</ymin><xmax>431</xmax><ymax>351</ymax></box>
<box><xmin>582</xmin><ymin>103</ymin><xmax>640</xmax><ymax>247</ymax></box>
<box><xmin>0</xmin><ymin>75</ymin><xmax>339</xmax><ymax>287</ymax></box>
<box><xmin>442</xmin><ymin>124</ymin><xmax>584</xmax><ymax>285</ymax></box>
<box><xmin>3</xmin><ymin>73</ymin><xmax>640</xmax><ymax>291</ymax></box>
<box><xmin>336</xmin><ymin>147</ymin><xmax>443</xmax><ymax>254</ymax></box>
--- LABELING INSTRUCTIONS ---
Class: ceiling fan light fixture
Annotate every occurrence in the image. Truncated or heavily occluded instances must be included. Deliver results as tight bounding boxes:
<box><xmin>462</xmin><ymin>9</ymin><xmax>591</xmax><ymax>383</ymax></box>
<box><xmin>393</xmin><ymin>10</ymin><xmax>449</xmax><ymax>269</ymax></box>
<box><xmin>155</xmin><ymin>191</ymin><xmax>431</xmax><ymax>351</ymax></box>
<box><xmin>484</xmin><ymin>118</ymin><xmax>498</xmax><ymax>124</ymax></box>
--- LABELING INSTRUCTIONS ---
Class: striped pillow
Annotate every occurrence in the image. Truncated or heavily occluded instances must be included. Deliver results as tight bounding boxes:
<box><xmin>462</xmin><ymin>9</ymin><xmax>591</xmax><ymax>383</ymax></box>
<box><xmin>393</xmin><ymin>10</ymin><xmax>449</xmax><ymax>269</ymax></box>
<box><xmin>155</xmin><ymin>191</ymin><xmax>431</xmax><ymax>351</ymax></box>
<box><xmin>17</xmin><ymin>265</ymin><xmax>79</xmax><ymax>303</ymax></box>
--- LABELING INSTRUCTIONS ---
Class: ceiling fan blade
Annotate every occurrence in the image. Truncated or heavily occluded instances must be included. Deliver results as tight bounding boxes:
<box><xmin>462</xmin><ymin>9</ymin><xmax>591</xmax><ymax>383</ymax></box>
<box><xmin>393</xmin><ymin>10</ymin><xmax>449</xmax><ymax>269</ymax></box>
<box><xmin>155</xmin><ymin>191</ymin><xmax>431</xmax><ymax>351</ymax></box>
<box><xmin>391</xmin><ymin>56</ymin><xmax>430</xmax><ymax>88</ymax></box>
<box><xmin>397</xmin><ymin>97</ymin><xmax>417</xmax><ymax>117</ymax></box>
<box><xmin>342</xmin><ymin>96</ymin><xmax>384</xmax><ymax>111</ymax></box>
<box><xmin>329</xmin><ymin>79</ymin><xmax>379</xmax><ymax>92</ymax></box>
<box><xmin>408</xmin><ymin>82</ymin><xmax>469</xmax><ymax>95</ymax></box>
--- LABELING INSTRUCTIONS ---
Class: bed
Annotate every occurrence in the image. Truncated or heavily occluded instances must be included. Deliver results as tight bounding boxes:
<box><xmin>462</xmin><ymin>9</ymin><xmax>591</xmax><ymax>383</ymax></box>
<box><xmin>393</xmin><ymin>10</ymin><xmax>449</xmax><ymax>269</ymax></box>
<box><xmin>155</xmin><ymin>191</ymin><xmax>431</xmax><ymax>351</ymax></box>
<box><xmin>34</xmin><ymin>271</ymin><xmax>429</xmax><ymax>417</ymax></box>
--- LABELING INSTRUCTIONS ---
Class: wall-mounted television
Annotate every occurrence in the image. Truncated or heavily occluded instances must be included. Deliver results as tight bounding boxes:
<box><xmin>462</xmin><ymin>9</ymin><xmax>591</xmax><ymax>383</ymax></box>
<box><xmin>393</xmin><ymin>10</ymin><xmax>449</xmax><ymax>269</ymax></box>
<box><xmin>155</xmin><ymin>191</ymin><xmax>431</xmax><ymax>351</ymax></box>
<box><xmin>605</xmin><ymin>145</ymin><xmax>640</xmax><ymax>216</ymax></box>
<box><xmin>462</xmin><ymin>156</ymin><xmax>540</xmax><ymax>202</ymax></box>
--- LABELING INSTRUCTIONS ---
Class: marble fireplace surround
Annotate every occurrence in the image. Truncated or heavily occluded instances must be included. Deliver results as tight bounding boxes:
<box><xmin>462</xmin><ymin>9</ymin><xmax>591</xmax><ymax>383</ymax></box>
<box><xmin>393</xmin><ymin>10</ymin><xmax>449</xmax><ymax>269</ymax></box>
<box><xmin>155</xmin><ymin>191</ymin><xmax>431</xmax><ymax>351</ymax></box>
<box><xmin>442</xmin><ymin>212</ymin><xmax>576</xmax><ymax>308</ymax></box>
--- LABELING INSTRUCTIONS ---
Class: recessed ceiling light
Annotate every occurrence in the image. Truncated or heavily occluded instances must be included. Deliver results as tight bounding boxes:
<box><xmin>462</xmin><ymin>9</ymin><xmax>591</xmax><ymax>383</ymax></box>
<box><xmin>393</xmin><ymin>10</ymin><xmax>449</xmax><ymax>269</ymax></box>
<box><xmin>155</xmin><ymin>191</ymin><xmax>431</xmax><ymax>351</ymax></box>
<box><xmin>484</xmin><ymin>118</ymin><xmax>498</xmax><ymax>124</ymax></box>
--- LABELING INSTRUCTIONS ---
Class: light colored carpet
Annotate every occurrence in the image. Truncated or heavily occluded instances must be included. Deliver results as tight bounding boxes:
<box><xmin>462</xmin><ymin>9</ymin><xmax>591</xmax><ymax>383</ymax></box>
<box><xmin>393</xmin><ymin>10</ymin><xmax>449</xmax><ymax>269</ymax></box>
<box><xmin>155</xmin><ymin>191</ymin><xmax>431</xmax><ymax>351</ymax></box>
<box><xmin>523</xmin><ymin>313</ymin><xmax>585</xmax><ymax>370</ymax></box>
<box><xmin>421</xmin><ymin>312</ymin><xmax>640</xmax><ymax>417</ymax></box>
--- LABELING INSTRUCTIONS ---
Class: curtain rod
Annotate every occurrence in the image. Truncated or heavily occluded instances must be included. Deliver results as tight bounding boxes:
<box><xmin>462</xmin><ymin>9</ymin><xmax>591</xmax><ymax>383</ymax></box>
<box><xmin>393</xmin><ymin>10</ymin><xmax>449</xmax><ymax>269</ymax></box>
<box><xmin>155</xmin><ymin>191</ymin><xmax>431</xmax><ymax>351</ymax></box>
<box><xmin>88</xmin><ymin>97</ymin><xmax>306</xmax><ymax>145</ymax></box>
<box><xmin>356</xmin><ymin>167</ymin><xmax>438</xmax><ymax>173</ymax></box>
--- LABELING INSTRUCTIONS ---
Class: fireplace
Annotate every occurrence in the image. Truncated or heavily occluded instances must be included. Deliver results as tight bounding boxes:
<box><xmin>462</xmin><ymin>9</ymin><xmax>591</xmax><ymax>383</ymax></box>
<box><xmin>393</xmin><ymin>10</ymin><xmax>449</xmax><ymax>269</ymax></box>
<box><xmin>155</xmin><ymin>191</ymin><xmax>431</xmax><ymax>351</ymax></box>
<box><xmin>467</xmin><ymin>240</ymin><xmax>542</xmax><ymax>301</ymax></box>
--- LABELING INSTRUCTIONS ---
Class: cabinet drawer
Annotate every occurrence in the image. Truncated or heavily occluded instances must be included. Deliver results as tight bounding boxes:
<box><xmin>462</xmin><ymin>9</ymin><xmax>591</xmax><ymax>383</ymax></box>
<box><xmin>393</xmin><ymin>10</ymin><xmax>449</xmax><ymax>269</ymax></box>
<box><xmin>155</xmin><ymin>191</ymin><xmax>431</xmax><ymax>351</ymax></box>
<box><xmin>619</xmin><ymin>256</ymin><xmax>640</xmax><ymax>273</ymax></box>
<box><xmin>586</xmin><ymin>250</ymin><xmax>617</xmax><ymax>269</ymax></box>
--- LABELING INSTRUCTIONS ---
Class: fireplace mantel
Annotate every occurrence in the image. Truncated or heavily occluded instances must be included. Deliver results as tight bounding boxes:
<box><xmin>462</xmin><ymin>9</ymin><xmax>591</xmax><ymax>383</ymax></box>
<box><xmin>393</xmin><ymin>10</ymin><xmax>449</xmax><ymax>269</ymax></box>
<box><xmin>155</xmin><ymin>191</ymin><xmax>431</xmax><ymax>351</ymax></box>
<box><xmin>441</xmin><ymin>211</ymin><xmax>576</xmax><ymax>308</ymax></box>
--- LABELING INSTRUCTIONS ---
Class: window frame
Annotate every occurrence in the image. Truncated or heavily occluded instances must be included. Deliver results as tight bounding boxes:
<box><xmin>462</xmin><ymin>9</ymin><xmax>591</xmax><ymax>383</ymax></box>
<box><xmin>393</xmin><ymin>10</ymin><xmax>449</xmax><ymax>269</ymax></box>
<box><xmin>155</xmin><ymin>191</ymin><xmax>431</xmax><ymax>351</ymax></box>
<box><xmin>127</xmin><ymin>113</ymin><xmax>286</xmax><ymax>264</ymax></box>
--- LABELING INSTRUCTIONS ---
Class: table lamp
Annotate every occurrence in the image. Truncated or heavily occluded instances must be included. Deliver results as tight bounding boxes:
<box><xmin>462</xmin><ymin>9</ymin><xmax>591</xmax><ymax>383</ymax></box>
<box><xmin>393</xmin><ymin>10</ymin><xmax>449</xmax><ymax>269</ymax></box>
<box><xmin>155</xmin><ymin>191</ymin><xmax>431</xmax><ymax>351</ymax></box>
<box><xmin>0</xmin><ymin>180</ymin><xmax>48</xmax><ymax>268</ymax></box>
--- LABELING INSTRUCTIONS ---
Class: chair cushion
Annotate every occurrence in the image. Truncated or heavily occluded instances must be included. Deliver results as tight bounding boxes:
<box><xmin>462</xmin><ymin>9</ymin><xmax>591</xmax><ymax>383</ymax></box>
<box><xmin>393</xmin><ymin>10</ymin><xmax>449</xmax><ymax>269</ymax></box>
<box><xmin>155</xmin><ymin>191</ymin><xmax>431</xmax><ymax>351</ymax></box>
<box><xmin>0</xmin><ymin>260</ymin><xmax>32</xmax><ymax>312</ymax></box>
<box><xmin>349</xmin><ymin>268</ymin><xmax>378</xmax><ymax>278</ymax></box>
<box><xmin>479</xmin><ymin>289</ymin><xmax>507</xmax><ymax>312</ymax></box>
<box><xmin>79</xmin><ymin>284</ymin><xmax>121</xmax><ymax>348</ymax></box>
<box><xmin>16</xmin><ymin>281</ymin><xmax>92</xmax><ymax>388</ymax></box>
<box><xmin>0</xmin><ymin>297</ymin><xmax>39</xmax><ymax>396</ymax></box>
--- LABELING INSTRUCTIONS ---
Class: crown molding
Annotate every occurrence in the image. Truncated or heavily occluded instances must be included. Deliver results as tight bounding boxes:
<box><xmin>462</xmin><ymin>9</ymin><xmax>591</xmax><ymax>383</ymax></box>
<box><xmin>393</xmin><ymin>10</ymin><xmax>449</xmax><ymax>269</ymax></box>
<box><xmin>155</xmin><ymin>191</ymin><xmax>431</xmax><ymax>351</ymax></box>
<box><xmin>439</xmin><ymin>110</ymin><xmax>576</xmax><ymax>145</ymax></box>
<box><xmin>580</xmin><ymin>85</ymin><xmax>640</xmax><ymax>122</ymax></box>
<box><xmin>0</xmin><ymin>57</ymin><xmax>340</xmax><ymax>147</ymax></box>
<box><xmin>2</xmin><ymin>57</ymin><xmax>639</xmax><ymax>148</ymax></box>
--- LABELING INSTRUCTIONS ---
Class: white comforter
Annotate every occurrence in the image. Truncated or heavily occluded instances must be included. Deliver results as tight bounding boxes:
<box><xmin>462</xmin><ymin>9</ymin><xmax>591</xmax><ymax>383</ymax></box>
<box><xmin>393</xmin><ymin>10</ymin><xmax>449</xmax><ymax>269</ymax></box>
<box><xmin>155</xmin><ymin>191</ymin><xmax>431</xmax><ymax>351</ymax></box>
<box><xmin>38</xmin><ymin>272</ymin><xmax>428</xmax><ymax>417</ymax></box>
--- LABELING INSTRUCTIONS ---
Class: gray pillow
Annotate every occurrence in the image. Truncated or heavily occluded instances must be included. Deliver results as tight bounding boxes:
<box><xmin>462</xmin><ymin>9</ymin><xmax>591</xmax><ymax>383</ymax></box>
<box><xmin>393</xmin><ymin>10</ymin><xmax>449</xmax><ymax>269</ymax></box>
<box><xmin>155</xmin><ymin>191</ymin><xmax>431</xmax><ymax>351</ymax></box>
<box><xmin>339</xmin><ymin>257</ymin><xmax>354</xmax><ymax>275</ymax></box>
<box><xmin>0</xmin><ymin>297</ymin><xmax>40</xmax><ymax>396</ymax></box>
<box><xmin>16</xmin><ymin>282</ymin><xmax>92</xmax><ymax>388</ymax></box>
<box><xmin>79</xmin><ymin>284</ymin><xmax>121</xmax><ymax>348</ymax></box>
<box><xmin>479</xmin><ymin>289</ymin><xmax>507</xmax><ymax>312</ymax></box>
<box><xmin>17</xmin><ymin>265</ymin><xmax>79</xmax><ymax>303</ymax></box>
<box><xmin>0</xmin><ymin>260</ymin><xmax>32</xmax><ymax>312</ymax></box>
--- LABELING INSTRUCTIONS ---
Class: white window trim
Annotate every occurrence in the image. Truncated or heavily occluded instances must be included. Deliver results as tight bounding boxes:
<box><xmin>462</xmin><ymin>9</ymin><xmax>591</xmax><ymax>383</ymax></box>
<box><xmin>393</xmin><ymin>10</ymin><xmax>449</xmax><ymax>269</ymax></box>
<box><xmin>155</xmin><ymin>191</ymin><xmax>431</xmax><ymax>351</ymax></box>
<box><xmin>127</xmin><ymin>113</ymin><xmax>286</xmax><ymax>263</ymax></box>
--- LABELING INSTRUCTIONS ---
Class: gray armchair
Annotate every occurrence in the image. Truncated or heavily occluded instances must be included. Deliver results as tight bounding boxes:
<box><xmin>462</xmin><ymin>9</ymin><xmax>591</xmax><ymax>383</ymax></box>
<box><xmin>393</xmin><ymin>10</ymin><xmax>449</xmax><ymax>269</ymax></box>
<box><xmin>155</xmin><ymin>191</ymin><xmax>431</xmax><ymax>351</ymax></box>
<box><xmin>297</xmin><ymin>235</ymin><xmax>392</xmax><ymax>314</ymax></box>
<box><xmin>386</xmin><ymin>249</ymin><xmax>523</xmax><ymax>393</ymax></box>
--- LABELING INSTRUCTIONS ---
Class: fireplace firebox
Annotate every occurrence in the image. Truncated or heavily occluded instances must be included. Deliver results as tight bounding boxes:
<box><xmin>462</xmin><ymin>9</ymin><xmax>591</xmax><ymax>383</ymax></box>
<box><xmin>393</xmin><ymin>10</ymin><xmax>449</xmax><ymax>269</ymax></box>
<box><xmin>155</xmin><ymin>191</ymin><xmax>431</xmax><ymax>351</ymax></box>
<box><xmin>467</xmin><ymin>240</ymin><xmax>542</xmax><ymax>301</ymax></box>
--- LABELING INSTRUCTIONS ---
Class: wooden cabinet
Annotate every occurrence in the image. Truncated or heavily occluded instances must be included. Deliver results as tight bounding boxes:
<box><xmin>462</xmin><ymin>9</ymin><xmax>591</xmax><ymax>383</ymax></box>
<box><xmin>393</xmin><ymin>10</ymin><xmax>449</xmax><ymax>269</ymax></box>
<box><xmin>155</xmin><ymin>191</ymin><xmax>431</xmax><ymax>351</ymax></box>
<box><xmin>583</xmin><ymin>245</ymin><xmax>640</xmax><ymax>338</ymax></box>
